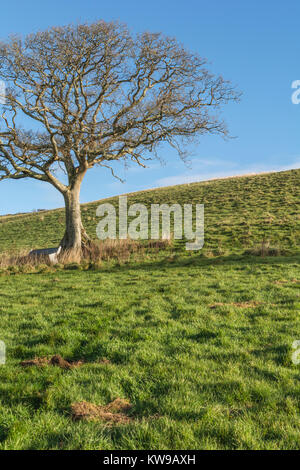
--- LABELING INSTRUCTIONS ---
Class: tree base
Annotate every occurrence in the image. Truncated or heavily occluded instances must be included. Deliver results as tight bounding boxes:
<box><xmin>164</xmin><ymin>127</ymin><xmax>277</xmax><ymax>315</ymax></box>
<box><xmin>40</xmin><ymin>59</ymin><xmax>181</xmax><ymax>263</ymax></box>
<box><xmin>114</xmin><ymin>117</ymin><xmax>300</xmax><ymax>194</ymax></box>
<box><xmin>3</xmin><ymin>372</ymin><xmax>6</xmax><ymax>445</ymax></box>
<box><xmin>59</xmin><ymin>227</ymin><xmax>95</xmax><ymax>261</ymax></box>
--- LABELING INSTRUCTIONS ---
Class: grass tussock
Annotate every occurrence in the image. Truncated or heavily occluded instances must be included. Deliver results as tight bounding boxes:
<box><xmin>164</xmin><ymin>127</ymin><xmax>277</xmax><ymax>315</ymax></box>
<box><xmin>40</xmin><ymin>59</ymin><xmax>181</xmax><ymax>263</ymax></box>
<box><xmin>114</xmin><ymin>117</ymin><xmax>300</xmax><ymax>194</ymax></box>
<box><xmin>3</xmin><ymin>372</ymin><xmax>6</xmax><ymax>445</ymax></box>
<box><xmin>244</xmin><ymin>239</ymin><xmax>288</xmax><ymax>257</ymax></box>
<box><xmin>0</xmin><ymin>238</ymin><xmax>174</xmax><ymax>272</ymax></box>
<box><xmin>81</xmin><ymin>237</ymin><xmax>173</xmax><ymax>263</ymax></box>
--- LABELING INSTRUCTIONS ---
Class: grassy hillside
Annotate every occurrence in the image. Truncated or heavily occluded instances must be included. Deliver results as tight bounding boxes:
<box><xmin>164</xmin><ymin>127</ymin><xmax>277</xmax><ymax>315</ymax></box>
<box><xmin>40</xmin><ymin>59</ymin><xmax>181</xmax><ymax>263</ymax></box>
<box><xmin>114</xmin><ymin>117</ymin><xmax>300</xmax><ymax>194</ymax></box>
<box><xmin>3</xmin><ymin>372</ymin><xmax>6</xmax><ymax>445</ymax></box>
<box><xmin>0</xmin><ymin>169</ymin><xmax>300</xmax><ymax>450</ymax></box>
<box><xmin>1</xmin><ymin>169</ymin><xmax>300</xmax><ymax>256</ymax></box>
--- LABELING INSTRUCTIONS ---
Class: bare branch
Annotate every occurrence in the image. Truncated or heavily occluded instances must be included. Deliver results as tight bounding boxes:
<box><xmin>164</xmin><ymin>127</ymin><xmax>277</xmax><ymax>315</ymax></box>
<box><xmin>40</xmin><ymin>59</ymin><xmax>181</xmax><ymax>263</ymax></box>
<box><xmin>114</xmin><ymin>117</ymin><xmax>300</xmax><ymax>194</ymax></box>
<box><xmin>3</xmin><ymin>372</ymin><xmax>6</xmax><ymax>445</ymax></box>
<box><xmin>0</xmin><ymin>20</ymin><xmax>239</xmax><ymax>190</ymax></box>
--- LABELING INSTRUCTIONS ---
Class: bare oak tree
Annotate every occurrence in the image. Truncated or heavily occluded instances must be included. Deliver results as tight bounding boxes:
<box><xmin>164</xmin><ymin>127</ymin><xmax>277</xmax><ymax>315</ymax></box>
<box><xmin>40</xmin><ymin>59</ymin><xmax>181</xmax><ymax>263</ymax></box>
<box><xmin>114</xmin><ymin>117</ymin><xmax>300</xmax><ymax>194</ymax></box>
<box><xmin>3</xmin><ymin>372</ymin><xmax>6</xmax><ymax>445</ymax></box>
<box><xmin>0</xmin><ymin>21</ymin><xmax>238</xmax><ymax>255</ymax></box>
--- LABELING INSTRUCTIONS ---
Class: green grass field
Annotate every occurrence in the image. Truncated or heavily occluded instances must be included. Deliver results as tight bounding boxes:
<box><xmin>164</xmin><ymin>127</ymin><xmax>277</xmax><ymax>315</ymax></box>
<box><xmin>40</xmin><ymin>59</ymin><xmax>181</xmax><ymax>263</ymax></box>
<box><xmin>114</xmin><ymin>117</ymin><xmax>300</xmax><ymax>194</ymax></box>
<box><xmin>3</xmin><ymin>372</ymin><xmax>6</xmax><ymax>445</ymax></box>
<box><xmin>0</xmin><ymin>169</ymin><xmax>299</xmax><ymax>449</ymax></box>
<box><xmin>1</xmin><ymin>169</ymin><xmax>300</xmax><ymax>256</ymax></box>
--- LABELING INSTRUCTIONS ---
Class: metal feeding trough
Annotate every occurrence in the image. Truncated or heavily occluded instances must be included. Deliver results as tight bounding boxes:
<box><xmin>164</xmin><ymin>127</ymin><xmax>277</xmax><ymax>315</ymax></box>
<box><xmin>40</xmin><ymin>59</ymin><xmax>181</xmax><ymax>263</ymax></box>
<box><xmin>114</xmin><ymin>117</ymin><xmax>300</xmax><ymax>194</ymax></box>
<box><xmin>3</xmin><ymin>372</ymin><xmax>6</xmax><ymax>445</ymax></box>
<box><xmin>29</xmin><ymin>246</ymin><xmax>62</xmax><ymax>265</ymax></box>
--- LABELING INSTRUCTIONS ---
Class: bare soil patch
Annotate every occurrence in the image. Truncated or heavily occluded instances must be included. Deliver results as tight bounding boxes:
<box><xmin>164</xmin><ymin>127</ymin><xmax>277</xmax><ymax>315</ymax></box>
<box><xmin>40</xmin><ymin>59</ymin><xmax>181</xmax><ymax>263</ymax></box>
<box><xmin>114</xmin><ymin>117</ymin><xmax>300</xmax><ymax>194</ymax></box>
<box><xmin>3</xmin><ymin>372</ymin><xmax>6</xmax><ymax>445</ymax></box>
<box><xmin>71</xmin><ymin>398</ymin><xmax>132</xmax><ymax>425</ymax></box>
<box><xmin>20</xmin><ymin>354</ymin><xmax>84</xmax><ymax>369</ymax></box>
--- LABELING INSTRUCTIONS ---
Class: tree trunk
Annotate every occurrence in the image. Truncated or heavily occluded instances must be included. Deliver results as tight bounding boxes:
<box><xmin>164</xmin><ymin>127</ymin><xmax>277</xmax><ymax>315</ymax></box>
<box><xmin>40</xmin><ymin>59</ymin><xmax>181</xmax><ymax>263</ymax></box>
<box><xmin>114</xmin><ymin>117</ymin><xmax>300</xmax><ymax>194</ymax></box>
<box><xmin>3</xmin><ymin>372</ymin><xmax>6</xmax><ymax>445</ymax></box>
<box><xmin>60</xmin><ymin>182</ymin><xmax>91</xmax><ymax>256</ymax></box>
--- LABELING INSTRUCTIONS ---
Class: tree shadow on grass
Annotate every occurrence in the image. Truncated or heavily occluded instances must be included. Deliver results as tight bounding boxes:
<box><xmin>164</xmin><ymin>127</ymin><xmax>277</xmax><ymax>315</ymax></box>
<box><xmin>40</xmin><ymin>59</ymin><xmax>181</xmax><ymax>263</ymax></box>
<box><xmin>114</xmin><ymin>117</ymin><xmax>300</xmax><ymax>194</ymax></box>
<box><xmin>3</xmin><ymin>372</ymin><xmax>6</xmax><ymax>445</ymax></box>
<box><xmin>87</xmin><ymin>253</ymin><xmax>300</xmax><ymax>276</ymax></box>
<box><xmin>17</xmin><ymin>253</ymin><xmax>299</xmax><ymax>279</ymax></box>
<box><xmin>250</xmin><ymin>344</ymin><xmax>291</xmax><ymax>367</ymax></box>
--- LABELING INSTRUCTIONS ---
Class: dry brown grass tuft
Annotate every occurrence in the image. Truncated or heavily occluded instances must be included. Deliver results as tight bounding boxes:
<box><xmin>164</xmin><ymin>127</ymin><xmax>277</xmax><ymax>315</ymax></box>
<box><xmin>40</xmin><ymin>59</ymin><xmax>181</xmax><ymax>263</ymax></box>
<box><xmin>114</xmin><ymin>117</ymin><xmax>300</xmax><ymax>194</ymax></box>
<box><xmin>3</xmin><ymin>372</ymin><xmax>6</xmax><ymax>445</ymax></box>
<box><xmin>71</xmin><ymin>398</ymin><xmax>132</xmax><ymax>425</ymax></box>
<box><xmin>244</xmin><ymin>240</ymin><xmax>287</xmax><ymax>257</ymax></box>
<box><xmin>0</xmin><ymin>237</ymin><xmax>173</xmax><ymax>269</ymax></box>
<box><xmin>209</xmin><ymin>301</ymin><xmax>262</xmax><ymax>309</ymax></box>
<box><xmin>274</xmin><ymin>279</ymin><xmax>300</xmax><ymax>285</ymax></box>
<box><xmin>0</xmin><ymin>249</ymin><xmax>47</xmax><ymax>269</ymax></box>
<box><xmin>20</xmin><ymin>354</ymin><xmax>84</xmax><ymax>369</ymax></box>
<box><xmin>20</xmin><ymin>357</ymin><xmax>49</xmax><ymax>367</ymax></box>
<box><xmin>84</xmin><ymin>238</ymin><xmax>173</xmax><ymax>263</ymax></box>
<box><xmin>97</xmin><ymin>358</ymin><xmax>111</xmax><ymax>365</ymax></box>
<box><xmin>57</xmin><ymin>249</ymin><xmax>82</xmax><ymax>265</ymax></box>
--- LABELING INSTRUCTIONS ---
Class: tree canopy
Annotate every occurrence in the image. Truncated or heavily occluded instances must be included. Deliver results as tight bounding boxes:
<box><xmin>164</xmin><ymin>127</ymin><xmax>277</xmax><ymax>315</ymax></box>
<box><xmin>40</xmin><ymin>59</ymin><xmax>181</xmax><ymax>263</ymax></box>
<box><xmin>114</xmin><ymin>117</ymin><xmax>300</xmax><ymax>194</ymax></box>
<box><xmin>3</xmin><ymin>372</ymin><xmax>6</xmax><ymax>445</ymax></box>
<box><xmin>0</xmin><ymin>20</ymin><xmax>239</xmax><ymax>252</ymax></box>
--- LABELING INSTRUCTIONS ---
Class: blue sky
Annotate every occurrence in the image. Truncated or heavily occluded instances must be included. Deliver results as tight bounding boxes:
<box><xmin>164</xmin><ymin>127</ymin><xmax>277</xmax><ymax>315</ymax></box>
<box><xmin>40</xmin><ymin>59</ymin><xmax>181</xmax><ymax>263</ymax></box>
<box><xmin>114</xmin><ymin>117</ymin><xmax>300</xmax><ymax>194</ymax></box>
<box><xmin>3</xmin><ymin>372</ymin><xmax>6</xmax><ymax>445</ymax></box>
<box><xmin>0</xmin><ymin>0</ymin><xmax>300</xmax><ymax>214</ymax></box>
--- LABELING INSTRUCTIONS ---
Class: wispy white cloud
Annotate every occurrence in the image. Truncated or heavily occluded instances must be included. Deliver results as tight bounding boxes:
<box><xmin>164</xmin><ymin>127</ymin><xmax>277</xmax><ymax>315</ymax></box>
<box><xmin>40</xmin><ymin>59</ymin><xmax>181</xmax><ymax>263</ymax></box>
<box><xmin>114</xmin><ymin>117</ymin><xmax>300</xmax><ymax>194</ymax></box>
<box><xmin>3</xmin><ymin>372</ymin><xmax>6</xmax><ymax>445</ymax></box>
<box><xmin>154</xmin><ymin>160</ymin><xmax>300</xmax><ymax>187</ymax></box>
